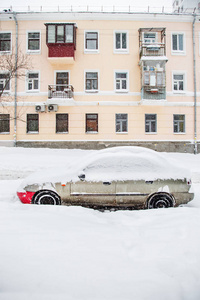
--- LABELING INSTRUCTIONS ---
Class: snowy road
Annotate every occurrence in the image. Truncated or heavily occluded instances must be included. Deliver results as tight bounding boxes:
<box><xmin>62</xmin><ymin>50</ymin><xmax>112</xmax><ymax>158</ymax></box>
<box><xmin>0</xmin><ymin>147</ymin><xmax>200</xmax><ymax>300</ymax></box>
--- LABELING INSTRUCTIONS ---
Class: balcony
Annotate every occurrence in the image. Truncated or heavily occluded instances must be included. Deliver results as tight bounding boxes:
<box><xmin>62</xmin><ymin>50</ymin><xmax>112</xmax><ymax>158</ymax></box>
<box><xmin>141</xmin><ymin>70</ymin><xmax>166</xmax><ymax>100</ymax></box>
<box><xmin>140</xmin><ymin>43</ymin><xmax>165</xmax><ymax>58</ymax></box>
<box><xmin>45</xmin><ymin>23</ymin><xmax>77</xmax><ymax>64</ymax></box>
<box><xmin>48</xmin><ymin>85</ymin><xmax>74</xmax><ymax>99</ymax></box>
<box><xmin>139</xmin><ymin>28</ymin><xmax>167</xmax><ymax>60</ymax></box>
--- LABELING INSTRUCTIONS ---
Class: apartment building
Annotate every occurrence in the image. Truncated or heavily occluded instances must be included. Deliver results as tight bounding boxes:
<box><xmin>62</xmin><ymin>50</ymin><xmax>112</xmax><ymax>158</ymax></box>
<box><xmin>0</xmin><ymin>8</ymin><xmax>199</xmax><ymax>152</ymax></box>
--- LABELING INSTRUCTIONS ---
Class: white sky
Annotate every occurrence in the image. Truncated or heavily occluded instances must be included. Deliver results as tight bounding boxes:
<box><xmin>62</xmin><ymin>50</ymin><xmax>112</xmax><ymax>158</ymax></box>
<box><xmin>0</xmin><ymin>0</ymin><xmax>172</xmax><ymax>11</ymax></box>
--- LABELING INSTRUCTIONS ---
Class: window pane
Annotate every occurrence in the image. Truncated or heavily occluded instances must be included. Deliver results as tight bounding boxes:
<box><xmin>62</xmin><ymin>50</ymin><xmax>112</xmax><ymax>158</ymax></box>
<box><xmin>87</xmin><ymin>40</ymin><xmax>97</xmax><ymax>49</ymax></box>
<box><xmin>29</xmin><ymin>73</ymin><xmax>38</xmax><ymax>79</ymax></box>
<box><xmin>172</xmin><ymin>34</ymin><xmax>177</xmax><ymax>50</ymax></box>
<box><xmin>0</xmin><ymin>33</ymin><xmax>11</xmax><ymax>51</ymax></box>
<box><xmin>57</xmin><ymin>26</ymin><xmax>64</xmax><ymax>42</ymax></box>
<box><xmin>27</xmin><ymin>114</ymin><xmax>39</xmax><ymax>132</ymax></box>
<box><xmin>56</xmin><ymin>114</ymin><xmax>68</xmax><ymax>133</ymax></box>
<box><xmin>179</xmin><ymin>34</ymin><xmax>183</xmax><ymax>51</ymax></box>
<box><xmin>122</xmin><ymin>79</ymin><xmax>127</xmax><ymax>89</ymax></box>
<box><xmin>86</xmin><ymin>114</ymin><xmax>98</xmax><ymax>132</ymax></box>
<box><xmin>122</xmin><ymin>33</ymin><xmax>127</xmax><ymax>49</ymax></box>
<box><xmin>0</xmin><ymin>114</ymin><xmax>10</xmax><ymax>133</ymax></box>
<box><xmin>65</xmin><ymin>25</ymin><xmax>73</xmax><ymax>43</ymax></box>
<box><xmin>116</xmin><ymin>33</ymin><xmax>121</xmax><ymax>49</ymax></box>
<box><xmin>174</xmin><ymin>75</ymin><xmax>183</xmax><ymax>80</ymax></box>
<box><xmin>48</xmin><ymin>25</ymin><xmax>55</xmax><ymax>43</ymax></box>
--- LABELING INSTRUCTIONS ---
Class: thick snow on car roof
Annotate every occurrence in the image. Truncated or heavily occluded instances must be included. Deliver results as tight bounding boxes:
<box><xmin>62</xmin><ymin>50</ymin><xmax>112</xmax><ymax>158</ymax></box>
<box><xmin>19</xmin><ymin>147</ymin><xmax>191</xmax><ymax>190</ymax></box>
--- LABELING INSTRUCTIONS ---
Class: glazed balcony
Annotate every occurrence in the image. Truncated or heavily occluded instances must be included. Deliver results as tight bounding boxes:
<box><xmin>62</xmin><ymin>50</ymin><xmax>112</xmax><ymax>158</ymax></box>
<box><xmin>45</xmin><ymin>23</ymin><xmax>77</xmax><ymax>64</ymax></box>
<box><xmin>48</xmin><ymin>85</ymin><xmax>74</xmax><ymax>99</ymax></box>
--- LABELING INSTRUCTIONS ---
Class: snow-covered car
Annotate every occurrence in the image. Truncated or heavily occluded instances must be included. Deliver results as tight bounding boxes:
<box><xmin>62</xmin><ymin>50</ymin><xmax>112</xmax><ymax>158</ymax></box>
<box><xmin>17</xmin><ymin>146</ymin><xmax>194</xmax><ymax>209</ymax></box>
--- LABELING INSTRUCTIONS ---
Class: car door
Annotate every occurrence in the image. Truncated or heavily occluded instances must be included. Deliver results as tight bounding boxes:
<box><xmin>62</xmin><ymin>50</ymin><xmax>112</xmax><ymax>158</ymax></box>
<box><xmin>70</xmin><ymin>180</ymin><xmax>116</xmax><ymax>207</ymax></box>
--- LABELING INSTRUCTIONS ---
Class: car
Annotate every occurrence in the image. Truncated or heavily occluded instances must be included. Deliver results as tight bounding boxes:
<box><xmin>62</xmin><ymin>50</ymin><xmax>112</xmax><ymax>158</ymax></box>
<box><xmin>17</xmin><ymin>146</ymin><xmax>194</xmax><ymax>210</ymax></box>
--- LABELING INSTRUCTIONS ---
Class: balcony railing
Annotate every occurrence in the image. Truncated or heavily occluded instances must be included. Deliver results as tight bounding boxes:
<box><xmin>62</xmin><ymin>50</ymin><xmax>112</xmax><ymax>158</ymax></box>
<box><xmin>48</xmin><ymin>84</ymin><xmax>74</xmax><ymax>99</ymax></box>
<box><xmin>141</xmin><ymin>86</ymin><xmax>166</xmax><ymax>100</ymax></box>
<box><xmin>140</xmin><ymin>43</ymin><xmax>166</xmax><ymax>58</ymax></box>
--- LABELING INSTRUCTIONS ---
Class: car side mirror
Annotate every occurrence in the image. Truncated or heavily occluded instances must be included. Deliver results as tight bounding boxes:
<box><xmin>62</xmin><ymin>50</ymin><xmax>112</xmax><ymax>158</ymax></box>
<box><xmin>78</xmin><ymin>173</ymin><xmax>85</xmax><ymax>181</ymax></box>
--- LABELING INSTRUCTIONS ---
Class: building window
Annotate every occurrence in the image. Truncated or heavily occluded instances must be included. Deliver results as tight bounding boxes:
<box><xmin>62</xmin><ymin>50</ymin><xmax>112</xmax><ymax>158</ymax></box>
<box><xmin>173</xmin><ymin>73</ymin><xmax>185</xmax><ymax>92</ymax></box>
<box><xmin>114</xmin><ymin>31</ymin><xmax>128</xmax><ymax>53</ymax></box>
<box><xmin>86</xmin><ymin>114</ymin><xmax>98</xmax><ymax>133</ymax></box>
<box><xmin>173</xmin><ymin>114</ymin><xmax>185</xmax><ymax>133</ymax></box>
<box><xmin>0</xmin><ymin>73</ymin><xmax>10</xmax><ymax>93</ymax></box>
<box><xmin>0</xmin><ymin>32</ymin><xmax>11</xmax><ymax>53</ymax></box>
<box><xmin>27</xmin><ymin>32</ymin><xmax>40</xmax><ymax>52</ymax></box>
<box><xmin>85</xmin><ymin>72</ymin><xmax>98</xmax><ymax>91</ymax></box>
<box><xmin>85</xmin><ymin>31</ymin><xmax>98</xmax><ymax>51</ymax></box>
<box><xmin>47</xmin><ymin>24</ymin><xmax>74</xmax><ymax>44</ymax></box>
<box><xmin>115</xmin><ymin>72</ymin><xmax>128</xmax><ymax>92</ymax></box>
<box><xmin>145</xmin><ymin>114</ymin><xmax>157</xmax><ymax>133</ymax></box>
<box><xmin>143</xmin><ymin>32</ymin><xmax>156</xmax><ymax>44</ymax></box>
<box><xmin>27</xmin><ymin>114</ymin><xmax>39</xmax><ymax>133</ymax></box>
<box><xmin>116</xmin><ymin>114</ymin><xmax>128</xmax><ymax>133</ymax></box>
<box><xmin>56</xmin><ymin>114</ymin><xmax>68</xmax><ymax>133</ymax></box>
<box><xmin>27</xmin><ymin>72</ymin><xmax>39</xmax><ymax>91</ymax></box>
<box><xmin>172</xmin><ymin>33</ymin><xmax>184</xmax><ymax>53</ymax></box>
<box><xmin>0</xmin><ymin>114</ymin><xmax>10</xmax><ymax>133</ymax></box>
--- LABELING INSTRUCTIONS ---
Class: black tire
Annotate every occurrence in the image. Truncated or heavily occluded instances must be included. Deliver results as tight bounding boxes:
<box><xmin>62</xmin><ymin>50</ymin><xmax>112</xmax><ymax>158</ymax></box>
<box><xmin>147</xmin><ymin>193</ymin><xmax>174</xmax><ymax>209</ymax></box>
<box><xmin>32</xmin><ymin>190</ymin><xmax>61</xmax><ymax>205</ymax></box>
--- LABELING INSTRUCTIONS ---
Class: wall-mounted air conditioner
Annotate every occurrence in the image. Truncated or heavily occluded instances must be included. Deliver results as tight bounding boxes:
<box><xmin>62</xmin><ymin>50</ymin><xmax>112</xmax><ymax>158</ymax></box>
<box><xmin>35</xmin><ymin>104</ymin><xmax>46</xmax><ymax>112</ymax></box>
<box><xmin>48</xmin><ymin>104</ymin><xmax>58</xmax><ymax>112</ymax></box>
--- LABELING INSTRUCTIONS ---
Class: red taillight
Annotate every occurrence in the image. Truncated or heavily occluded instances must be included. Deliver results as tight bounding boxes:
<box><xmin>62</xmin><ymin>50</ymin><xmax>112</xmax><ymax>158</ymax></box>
<box><xmin>17</xmin><ymin>191</ymin><xmax>35</xmax><ymax>204</ymax></box>
<box><xmin>187</xmin><ymin>179</ymin><xmax>192</xmax><ymax>185</ymax></box>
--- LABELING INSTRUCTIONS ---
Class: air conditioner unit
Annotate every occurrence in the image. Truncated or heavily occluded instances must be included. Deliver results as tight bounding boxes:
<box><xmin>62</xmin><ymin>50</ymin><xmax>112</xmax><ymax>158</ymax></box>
<box><xmin>48</xmin><ymin>104</ymin><xmax>58</xmax><ymax>112</ymax></box>
<box><xmin>35</xmin><ymin>104</ymin><xmax>46</xmax><ymax>112</ymax></box>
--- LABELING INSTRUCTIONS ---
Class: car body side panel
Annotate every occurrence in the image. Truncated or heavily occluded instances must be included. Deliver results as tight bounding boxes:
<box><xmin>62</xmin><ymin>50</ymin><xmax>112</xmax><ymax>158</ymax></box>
<box><xmin>64</xmin><ymin>181</ymin><xmax>116</xmax><ymax>206</ymax></box>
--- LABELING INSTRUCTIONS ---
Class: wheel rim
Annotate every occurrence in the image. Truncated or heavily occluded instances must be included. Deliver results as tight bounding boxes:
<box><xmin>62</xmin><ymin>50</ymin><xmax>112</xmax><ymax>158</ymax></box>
<box><xmin>33</xmin><ymin>190</ymin><xmax>61</xmax><ymax>205</ymax></box>
<box><xmin>148</xmin><ymin>193</ymin><xmax>173</xmax><ymax>209</ymax></box>
<box><xmin>38</xmin><ymin>194</ymin><xmax>56</xmax><ymax>205</ymax></box>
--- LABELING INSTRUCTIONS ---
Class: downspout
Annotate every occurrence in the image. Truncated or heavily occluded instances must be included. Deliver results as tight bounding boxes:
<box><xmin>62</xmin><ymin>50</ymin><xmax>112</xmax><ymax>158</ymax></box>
<box><xmin>193</xmin><ymin>13</ymin><xmax>197</xmax><ymax>154</ymax></box>
<box><xmin>13</xmin><ymin>11</ymin><xmax>18</xmax><ymax>147</ymax></box>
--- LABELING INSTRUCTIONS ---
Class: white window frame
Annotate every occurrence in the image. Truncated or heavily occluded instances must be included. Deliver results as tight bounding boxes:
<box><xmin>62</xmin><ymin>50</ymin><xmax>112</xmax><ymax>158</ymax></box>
<box><xmin>145</xmin><ymin>114</ymin><xmax>157</xmax><ymax>134</ymax></box>
<box><xmin>84</xmin><ymin>70</ymin><xmax>99</xmax><ymax>93</ymax></box>
<box><xmin>142</xmin><ymin>32</ymin><xmax>157</xmax><ymax>44</ymax></box>
<box><xmin>172</xmin><ymin>71</ymin><xmax>186</xmax><ymax>93</ymax></box>
<box><xmin>114</xmin><ymin>31</ymin><xmax>129</xmax><ymax>54</ymax></box>
<box><xmin>0</xmin><ymin>71</ymin><xmax>11</xmax><ymax>93</ymax></box>
<box><xmin>171</xmin><ymin>32</ymin><xmax>185</xmax><ymax>55</ymax></box>
<box><xmin>0</xmin><ymin>31</ymin><xmax>12</xmax><ymax>54</ymax></box>
<box><xmin>173</xmin><ymin>114</ymin><xmax>186</xmax><ymax>134</ymax></box>
<box><xmin>84</xmin><ymin>30</ymin><xmax>99</xmax><ymax>54</ymax></box>
<box><xmin>115</xmin><ymin>113</ymin><xmax>128</xmax><ymax>133</ymax></box>
<box><xmin>26</xmin><ymin>71</ymin><xmax>40</xmax><ymax>92</ymax></box>
<box><xmin>26</xmin><ymin>30</ymin><xmax>41</xmax><ymax>54</ymax></box>
<box><xmin>114</xmin><ymin>70</ymin><xmax>129</xmax><ymax>93</ymax></box>
<box><xmin>54</xmin><ymin>70</ymin><xmax>70</xmax><ymax>85</ymax></box>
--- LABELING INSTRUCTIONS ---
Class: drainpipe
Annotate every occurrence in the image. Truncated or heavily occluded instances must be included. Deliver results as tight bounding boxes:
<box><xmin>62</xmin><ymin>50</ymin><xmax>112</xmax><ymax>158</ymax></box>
<box><xmin>13</xmin><ymin>11</ymin><xmax>18</xmax><ymax>147</ymax></box>
<box><xmin>193</xmin><ymin>13</ymin><xmax>197</xmax><ymax>154</ymax></box>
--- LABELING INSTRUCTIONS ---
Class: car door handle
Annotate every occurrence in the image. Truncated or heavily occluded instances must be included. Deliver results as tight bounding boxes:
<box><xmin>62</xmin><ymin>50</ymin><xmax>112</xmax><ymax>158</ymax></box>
<box><xmin>103</xmin><ymin>182</ymin><xmax>111</xmax><ymax>185</ymax></box>
<box><xmin>145</xmin><ymin>181</ymin><xmax>153</xmax><ymax>184</ymax></box>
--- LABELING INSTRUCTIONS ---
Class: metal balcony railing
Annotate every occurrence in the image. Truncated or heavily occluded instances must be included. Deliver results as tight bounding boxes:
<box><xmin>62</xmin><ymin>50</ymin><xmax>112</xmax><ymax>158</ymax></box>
<box><xmin>48</xmin><ymin>84</ymin><xmax>74</xmax><ymax>99</ymax></box>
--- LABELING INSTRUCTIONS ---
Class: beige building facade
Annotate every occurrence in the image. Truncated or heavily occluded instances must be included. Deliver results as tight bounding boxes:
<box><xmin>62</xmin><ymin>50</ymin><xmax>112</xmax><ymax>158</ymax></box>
<box><xmin>0</xmin><ymin>9</ymin><xmax>199</xmax><ymax>152</ymax></box>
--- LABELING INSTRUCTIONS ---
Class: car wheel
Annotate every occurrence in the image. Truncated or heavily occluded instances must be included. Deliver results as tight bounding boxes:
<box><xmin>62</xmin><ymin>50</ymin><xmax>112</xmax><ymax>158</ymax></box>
<box><xmin>32</xmin><ymin>190</ymin><xmax>61</xmax><ymax>205</ymax></box>
<box><xmin>147</xmin><ymin>193</ymin><xmax>174</xmax><ymax>209</ymax></box>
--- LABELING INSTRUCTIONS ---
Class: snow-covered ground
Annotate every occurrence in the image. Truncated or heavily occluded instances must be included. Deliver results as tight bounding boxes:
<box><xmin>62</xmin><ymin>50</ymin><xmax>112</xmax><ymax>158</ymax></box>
<box><xmin>0</xmin><ymin>147</ymin><xmax>200</xmax><ymax>300</ymax></box>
